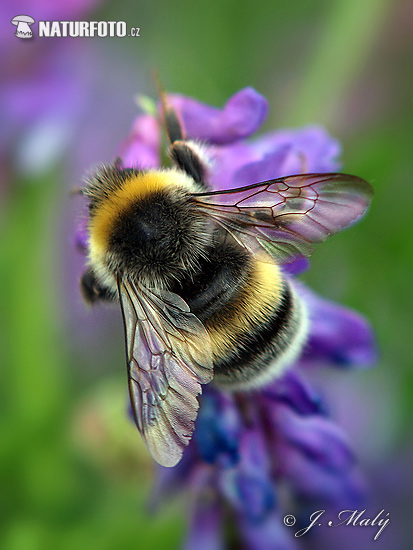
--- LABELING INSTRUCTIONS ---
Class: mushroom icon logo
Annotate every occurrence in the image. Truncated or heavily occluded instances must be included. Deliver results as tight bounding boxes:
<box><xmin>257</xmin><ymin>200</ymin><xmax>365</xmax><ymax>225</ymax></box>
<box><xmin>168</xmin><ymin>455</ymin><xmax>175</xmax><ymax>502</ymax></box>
<box><xmin>11</xmin><ymin>15</ymin><xmax>35</xmax><ymax>38</ymax></box>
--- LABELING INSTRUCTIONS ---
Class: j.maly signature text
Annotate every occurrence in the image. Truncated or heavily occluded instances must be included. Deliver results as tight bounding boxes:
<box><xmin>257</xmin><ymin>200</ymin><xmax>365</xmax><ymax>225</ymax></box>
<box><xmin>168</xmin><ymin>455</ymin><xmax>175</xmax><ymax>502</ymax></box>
<box><xmin>294</xmin><ymin>509</ymin><xmax>390</xmax><ymax>540</ymax></box>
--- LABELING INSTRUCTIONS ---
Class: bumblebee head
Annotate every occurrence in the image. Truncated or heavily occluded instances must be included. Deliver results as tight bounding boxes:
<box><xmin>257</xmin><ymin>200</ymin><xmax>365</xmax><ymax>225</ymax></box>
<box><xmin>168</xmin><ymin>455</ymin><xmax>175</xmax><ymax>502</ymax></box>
<box><xmin>84</xmin><ymin>166</ymin><xmax>210</xmax><ymax>286</ymax></box>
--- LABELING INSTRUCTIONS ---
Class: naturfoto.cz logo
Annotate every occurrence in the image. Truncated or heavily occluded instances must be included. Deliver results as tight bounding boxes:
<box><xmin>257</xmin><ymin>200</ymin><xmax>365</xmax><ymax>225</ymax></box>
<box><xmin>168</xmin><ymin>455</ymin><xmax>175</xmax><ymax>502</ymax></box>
<box><xmin>11</xmin><ymin>15</ymin><xmax>35</xmax><ymax>38</ymax></box>
<box><xmin>11</xmin><ymin>16</ymin><xmax>141</xmax><ymax>38</ymax></box>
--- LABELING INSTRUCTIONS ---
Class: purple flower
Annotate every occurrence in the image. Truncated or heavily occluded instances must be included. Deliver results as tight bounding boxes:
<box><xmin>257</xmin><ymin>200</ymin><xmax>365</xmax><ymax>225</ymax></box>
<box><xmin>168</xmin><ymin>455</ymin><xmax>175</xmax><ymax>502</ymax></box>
<box><xmin>77</xmin><ymin>88</ymin><xmax>376</xmax><ymax>548</ymax></box>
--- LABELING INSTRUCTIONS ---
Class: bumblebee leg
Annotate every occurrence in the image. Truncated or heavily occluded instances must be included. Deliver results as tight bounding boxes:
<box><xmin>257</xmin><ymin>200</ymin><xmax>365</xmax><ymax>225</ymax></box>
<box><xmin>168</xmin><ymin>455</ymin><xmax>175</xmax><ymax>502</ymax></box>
<box><xmin>170</xmin><ymin>141</ymin><xmax>207</xmax><ymax>184</ymax></box>
<box><xmin>157</xmin><ymin>76</ymin><xmax>185</xmax><ymax>144</ymax></box>
<box><xmin>162</xmin><ymin>102</ymin><xmax>185</xmax><ymax>144</ymax></box>
<box><xmin>158</xmin><ymin>82</ymin><xmax>209</xmax><ymax>185</ymax></box>
<box><xmin>80</xmin><ymin>268</ymin><xmax>115</xmax><ymax>304</ymax></box>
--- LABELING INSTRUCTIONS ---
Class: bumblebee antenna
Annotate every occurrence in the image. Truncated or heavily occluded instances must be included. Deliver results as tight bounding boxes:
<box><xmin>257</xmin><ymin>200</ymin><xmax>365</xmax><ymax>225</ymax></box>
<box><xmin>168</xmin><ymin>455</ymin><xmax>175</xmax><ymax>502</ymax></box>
<box><xmin>153</xmin><ymin>71</ymin><xmax>185</xmax><ymax>144</ymax></box>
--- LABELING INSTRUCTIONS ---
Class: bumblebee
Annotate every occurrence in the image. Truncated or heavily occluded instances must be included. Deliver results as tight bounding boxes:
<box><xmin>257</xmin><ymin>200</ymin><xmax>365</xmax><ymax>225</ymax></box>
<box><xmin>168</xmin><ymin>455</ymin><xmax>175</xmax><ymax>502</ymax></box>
<box><xmin>80</xmin><ymin>92</ymin><xmax>373</xmax><ymax>467</ymax></box>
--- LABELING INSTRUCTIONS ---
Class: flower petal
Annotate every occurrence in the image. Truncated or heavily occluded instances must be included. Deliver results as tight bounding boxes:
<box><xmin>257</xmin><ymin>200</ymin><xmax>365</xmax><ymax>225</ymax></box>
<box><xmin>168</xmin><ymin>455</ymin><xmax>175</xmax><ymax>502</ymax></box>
<box><xmin>281</xmin><ymin>257</ymin><xmax>310</xmax><ymax>276</ymax></box>
<box><xmin>183</xmin><ymin>467</ymin><xmax>224</xmax><ymax>550</ymax></box>
<box><xmin>279</xmin><ymin>447</ymin><xmax>366</xmax><ymax>508</ymax></box>
<box><xmin>118</xmin><ymin>114</ymin><xmax>160</xmax><ymax>169</ymax></box>
<box><xmin>219</xmin><ymin>418</ymin><xmax>276</xmax><ymax>523</ymax></box>
<box><xmin>261</xmin><ymin>371</ymin><xmax>326</xmax><ymax>416</ymax></box>
<box><xmin>183</xmin><ymin>492</ymin><xmax>224</xmax><ymax>550</ymax></box>
<box><xmin>195</xmin><ymin>389</ymin><xmax>241</xmax><ymax>467</ymax></box>
<box><xmin>299</xmin><ymin>286</ymin><xmax>378</xmax><ymax>368</ymax></box>
<box><xmin>258</xmin><ymin>125</ymin><xmax>342</xmax><ymax>173</ymax></box>
<box><xmin>74</xmin><ymin>218</ymin><xmax>89</xmax><ymax>253</ymax></box>
<box><xmin>239</xmin><ymin>511</ymin><xmax>298</xmax><ymax>550</ymax></box>
<box><xmin>210</xmin><ymin>125</ymin><xmax>341</xmax><ymax>191</ymax></box>
<box><xmin>170</xmin><ymin>88</ymin><xmax>268</xmax><ymax>145</ymax></box>
<box><xmin>209</xmin><ymin>141</ymin><xmax>257</xmax><ymax>190</ymax></box>
<box><xmin>272</xmin><ymin>405</ymin><xmax>366</xmax><ymax>507</ymax></box>
<box><xmin>275</xmin><ymin>405</ymin><xmax>355</xmax><ymax>474</ymax></box>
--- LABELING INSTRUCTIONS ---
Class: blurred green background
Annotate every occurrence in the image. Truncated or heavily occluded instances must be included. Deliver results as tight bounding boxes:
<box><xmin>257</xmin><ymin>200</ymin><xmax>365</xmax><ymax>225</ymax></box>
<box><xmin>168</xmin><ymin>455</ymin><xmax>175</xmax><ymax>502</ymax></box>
<box><xmin>1</xmin><ymin>0</ymin><xmax>412</xmax><ymax>548</ymax></box>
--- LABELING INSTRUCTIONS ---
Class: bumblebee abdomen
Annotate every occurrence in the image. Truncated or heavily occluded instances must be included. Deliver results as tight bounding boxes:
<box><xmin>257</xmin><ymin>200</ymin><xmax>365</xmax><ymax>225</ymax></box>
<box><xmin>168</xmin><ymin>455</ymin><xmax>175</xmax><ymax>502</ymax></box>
<box><xmin>177</xmin><ymin>242</ymin><xmax>307</xmax><ymax>391</ymax></box>
<box><xmin>211</xmin><ymin>279</ymin><xmax>308</xmax><ymax>390</ymax></box>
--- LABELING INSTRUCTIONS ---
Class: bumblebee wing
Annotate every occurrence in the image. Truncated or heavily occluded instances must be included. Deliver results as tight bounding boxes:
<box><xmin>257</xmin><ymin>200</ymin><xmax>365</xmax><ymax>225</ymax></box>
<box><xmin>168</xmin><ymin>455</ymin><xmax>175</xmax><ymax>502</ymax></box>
<box><xmin>117</xmin><ymin>275</ymin><xmax>213</xmax><ymax>467</ymax></box>
<box><xmin>193</xmin><ymin>173</ymin><xmax>373</xmax><ymax>264</ymax></box>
